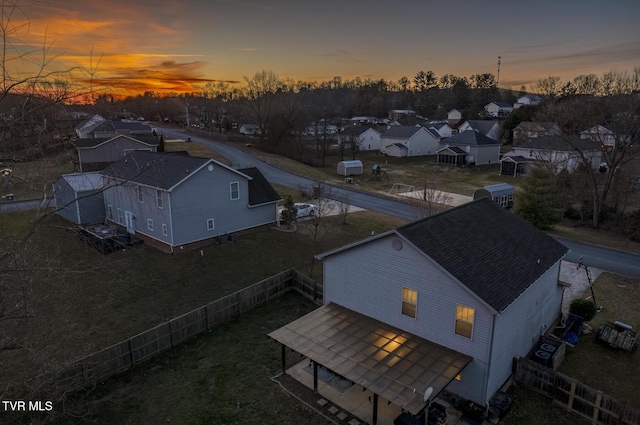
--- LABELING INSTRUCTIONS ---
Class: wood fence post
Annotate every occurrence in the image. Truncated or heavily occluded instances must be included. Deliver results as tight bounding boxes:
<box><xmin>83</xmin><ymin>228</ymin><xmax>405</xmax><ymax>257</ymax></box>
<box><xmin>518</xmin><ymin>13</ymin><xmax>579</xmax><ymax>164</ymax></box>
<box><xmin>567</xmin><ymin>380</ymin><xmax>577</xmax><ymax>412</ymax></box>
<box><xmin>592</xmin><ymin>391</ymin><xmax>602</xmax><ymax>424</ymax></box>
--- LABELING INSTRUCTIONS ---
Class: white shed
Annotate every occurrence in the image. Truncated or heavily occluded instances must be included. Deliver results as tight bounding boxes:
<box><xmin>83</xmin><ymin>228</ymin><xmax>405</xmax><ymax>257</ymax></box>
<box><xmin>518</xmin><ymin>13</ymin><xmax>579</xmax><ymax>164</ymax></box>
<box><xmin>337</xmin><ymin>160</ymin><xmax>363</xmax><ymax>176</ymax></box>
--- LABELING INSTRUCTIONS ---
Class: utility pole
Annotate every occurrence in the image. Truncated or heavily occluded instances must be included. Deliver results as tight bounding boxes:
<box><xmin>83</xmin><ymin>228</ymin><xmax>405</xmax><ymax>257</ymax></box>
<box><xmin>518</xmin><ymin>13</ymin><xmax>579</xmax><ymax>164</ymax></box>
<box><xmin>497</xmin><ymin>56</ymin><xmax>501</xmax><ymax>87</ymax></box>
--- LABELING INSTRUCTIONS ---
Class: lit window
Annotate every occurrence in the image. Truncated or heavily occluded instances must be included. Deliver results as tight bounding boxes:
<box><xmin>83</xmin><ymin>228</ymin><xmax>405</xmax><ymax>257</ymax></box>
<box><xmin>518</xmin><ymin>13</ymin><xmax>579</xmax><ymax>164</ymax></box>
<box><xmin>162</xmin><ymin>224</ymin><xmax>168</xmax><ymax>236</ymax></box>
<box><xmin>207</xmin><ymin>218</ymin><xmax>215</xmax><ymax>231</ymax></box>
<box><xmin>147</xmin><ymin>219</ymin><xmax>154</xmax><ymax>231</ymax></box>
<box><xmin>156</xmin><ymin>189</ymin><xmax>163</xmax><ymax>208</ymax></box>
<box><xmin>230</xmin><ymin>182</ymin><xmax>239</xmax><ymax>200</ymax></box>
<box><xmin>455</xmin><ymin>305</ymin><xmax>475</xmax><ymax>339</ymax></box>
<box><xmin>402</xmin><ymin>287</ymin><xmax>417</xmax><ymax>318</ymax></box>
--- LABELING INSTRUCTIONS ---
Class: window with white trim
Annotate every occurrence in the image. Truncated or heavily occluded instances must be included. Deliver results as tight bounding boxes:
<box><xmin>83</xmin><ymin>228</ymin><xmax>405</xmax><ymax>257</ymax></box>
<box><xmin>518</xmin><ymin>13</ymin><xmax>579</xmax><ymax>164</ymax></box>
<box><xmin>147</xmin><ymin>219</ymin><xmax>154</xmax><ymax>231</ymax></box>
<box><xmin>137</xmin><ymin>185</ymin><xmax>144</xmax><ymax>202</ymax></box>
<box><xmin>162</xmin><ymin>224</ymin><xmax>168</xmax><ymax>236</ymax></box>
<box><xmin>455</xmin><ymin>305</ymin><xmax>475</xmax><ymax>339</ymax></box>
<box><xmin>117</xmin><ymin>208</ymin><xmax>123</xmax><ymax>224</ymax></box>
<box><xmin>230</xmin><ymin>182</ymin><xmax>239</xmax><ymax>200</ymax></box>
<box><xmin>402</xmin><ymin>287</ymin><xmax>417</xmax><ymax>318</ymax></box>
<box><xmin>107</xmin><ymin>205</ymin><xmax>113</xmax><ymax>220</ymax></box>
<box><xmin>207</xmin><ymin>218</ymin><xmax>215</xmax><ymax>231</ymax></box>
<box><xmin>156</xmin><ymin>189</ymin><xmax>163</xmax><ymax>208</ymax></box>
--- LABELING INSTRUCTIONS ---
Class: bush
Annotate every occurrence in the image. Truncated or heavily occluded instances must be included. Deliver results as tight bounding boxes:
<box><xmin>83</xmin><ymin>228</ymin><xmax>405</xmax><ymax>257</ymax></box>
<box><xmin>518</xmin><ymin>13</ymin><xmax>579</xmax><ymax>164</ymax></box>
<box><xmin>569</xmin><ymin>298</ymin><xmax>597</xmax><ymax>322</ymax></box>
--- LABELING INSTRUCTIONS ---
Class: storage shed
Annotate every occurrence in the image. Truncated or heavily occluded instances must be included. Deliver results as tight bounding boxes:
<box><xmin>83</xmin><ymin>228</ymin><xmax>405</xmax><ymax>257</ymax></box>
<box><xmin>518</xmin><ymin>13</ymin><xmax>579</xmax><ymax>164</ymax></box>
<box><xmin>53</xmin><ymin>172</ymin><xmax>106</xmax><ymax>224</ymax></box>
<box><xmin>473</xmin><ymin>183</ymin><xmax>515</xmax><ymax>208</ymax></box>
<box><xmin>337</xmin><ymin>160</ymin><xmax>364</xmax><ymax>176</ymax></box>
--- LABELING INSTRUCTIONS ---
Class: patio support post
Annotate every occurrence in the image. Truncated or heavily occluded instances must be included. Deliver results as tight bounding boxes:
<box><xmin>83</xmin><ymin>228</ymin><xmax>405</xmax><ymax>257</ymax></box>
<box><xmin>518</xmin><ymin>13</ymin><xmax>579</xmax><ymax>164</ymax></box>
<box><xmin>372</xmin><ymin>393</ymin><xmax>379</xmax><ymax>425</ymax></box>
<box><xmin>281</xmin><ymin>343</ymin><xmax>286</xmax><ymax>374</ymax></box>
<box><xmin>313</xmin><ymin>361</ymin><xmax>318</xmax><ymax>394</ymax></box>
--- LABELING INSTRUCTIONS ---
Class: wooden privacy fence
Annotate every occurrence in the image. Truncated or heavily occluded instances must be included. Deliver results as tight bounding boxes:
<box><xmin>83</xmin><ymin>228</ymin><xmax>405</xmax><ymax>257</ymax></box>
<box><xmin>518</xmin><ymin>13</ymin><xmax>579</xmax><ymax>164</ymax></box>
<box><xmin>514</xmin><ymin>357</ymin><xmax>640</xmax><ymax>425</ymax></box>
<box><xmin>54</xmin><ymin>269</ymin><xmax>321</xmax><ymax>391</ymax></box>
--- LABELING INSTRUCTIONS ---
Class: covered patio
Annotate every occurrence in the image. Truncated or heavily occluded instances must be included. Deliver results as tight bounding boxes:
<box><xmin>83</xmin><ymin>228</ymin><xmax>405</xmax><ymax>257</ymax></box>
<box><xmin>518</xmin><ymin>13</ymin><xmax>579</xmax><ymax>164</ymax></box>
<box><xmin>269</xmin><ymin>303</ymin><xmax>472</xmax><ymax>424</ymax></box>
<box><xmin>436</xmin><ymin>147</ymin><xmax>467</xmax><ymax>166</ymax></box>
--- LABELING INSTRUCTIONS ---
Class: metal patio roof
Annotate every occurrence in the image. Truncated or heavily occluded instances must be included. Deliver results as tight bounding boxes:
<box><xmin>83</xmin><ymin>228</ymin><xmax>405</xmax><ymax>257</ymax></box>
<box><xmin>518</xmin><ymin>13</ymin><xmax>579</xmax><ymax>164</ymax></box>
<box><xmin>269</xmin><ymin>303</ymin><xmax>472</xmax><ymax>415</ymax></box>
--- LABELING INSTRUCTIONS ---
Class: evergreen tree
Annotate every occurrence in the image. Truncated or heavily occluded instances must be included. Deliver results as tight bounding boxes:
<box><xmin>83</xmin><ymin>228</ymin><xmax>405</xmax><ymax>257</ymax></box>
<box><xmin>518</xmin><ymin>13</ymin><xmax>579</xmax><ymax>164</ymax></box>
<box><xmin>514</xmin><ymin>166</ymin><xmax>563</xmax><ymax>229</ymax></box>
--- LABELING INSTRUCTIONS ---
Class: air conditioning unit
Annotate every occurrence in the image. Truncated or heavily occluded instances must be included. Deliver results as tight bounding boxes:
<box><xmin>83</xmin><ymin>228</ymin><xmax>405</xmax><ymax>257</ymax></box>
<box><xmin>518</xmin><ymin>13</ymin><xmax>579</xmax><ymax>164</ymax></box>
<box><xmin>344</xmin><ymin>177</ymin><xmax>354</xmax><ymax>184</ymax></box>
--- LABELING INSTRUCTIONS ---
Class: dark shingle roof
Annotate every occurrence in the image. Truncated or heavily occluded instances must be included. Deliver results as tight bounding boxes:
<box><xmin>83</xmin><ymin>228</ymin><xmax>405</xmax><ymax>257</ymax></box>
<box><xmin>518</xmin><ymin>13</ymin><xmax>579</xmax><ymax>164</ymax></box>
<box><xmin>382</xmin><ymin>125</ymin><xmax>422</xmax><ymax>139</ymax></box>
<box><xmin>101</xmin><ymin>151</ymin><xmax>211</xmax><ymax>189</ymax></box>
<box><xmin>76</xmin><ymin>134</ymin><xmax>159</xmax><ymax>148</ymax></box>
<box><xmin>519</xmin><ymin>136</ymin><xmax>601</xmax><ymax>151</ymax></box>
<box><xmin>397</xmin><ymin>198</ymin><xmax>567</xmax><ymax>312</ymax></box>
<box><xmin>238</xmin><ymin>167</ymin><xmax>281</xmax><ymax>206</ymax></box>
<box><xmin>446</xmin><ymin>130</ymin><xmax>498</xmax><ymax>146</ymax></box>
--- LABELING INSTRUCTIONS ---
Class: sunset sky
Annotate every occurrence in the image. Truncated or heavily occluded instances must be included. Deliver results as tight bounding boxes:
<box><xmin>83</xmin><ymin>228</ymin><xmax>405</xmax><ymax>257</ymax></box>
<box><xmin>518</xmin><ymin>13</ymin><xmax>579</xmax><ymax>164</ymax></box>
<box><xmin>14</xmin><ymin>0</ymin><xmax>640</xmax><ymax>95</ymax></box>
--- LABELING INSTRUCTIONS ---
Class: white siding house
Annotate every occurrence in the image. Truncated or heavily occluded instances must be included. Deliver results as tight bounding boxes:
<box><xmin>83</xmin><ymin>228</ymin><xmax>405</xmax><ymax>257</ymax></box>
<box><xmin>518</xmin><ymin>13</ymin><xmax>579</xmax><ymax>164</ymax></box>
<box><xmin>380</xmin><ymin>126</ymin><xmax>440</xmax><ymax>157</ymax></box>
<box><xmin>509</xmin><ymin>136</ymin><xmax>602</xmax><ymax>173</ymax></box>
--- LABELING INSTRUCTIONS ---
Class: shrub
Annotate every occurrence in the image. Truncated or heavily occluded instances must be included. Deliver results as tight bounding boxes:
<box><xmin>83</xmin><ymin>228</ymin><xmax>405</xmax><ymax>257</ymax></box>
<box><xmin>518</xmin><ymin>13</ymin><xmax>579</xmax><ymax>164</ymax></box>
<box><xmin>569</xmin><ymin>298</ymin><xmax>597</xmax><ymax>322</ymax></box>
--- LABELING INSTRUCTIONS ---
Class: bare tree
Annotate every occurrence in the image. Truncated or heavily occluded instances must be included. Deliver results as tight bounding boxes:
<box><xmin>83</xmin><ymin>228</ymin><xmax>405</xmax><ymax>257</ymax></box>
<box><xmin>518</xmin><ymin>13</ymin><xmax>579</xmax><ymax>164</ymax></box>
<box><xmin>539</xmin><ymin>94</ymin><xmax>640</xmax><ymax>228</ymax></box>
<box><xmin>241</xmin><ymin>70</ymin><xmax>282</xmax><ymax>146</ymax></box>
<box><xmin>418</xmin><ymin>169</ymin><xmax>452</xmax><ymax>218</ymax></box>
<box><xmin>534</xmin><ymin>76</ymin><xmax>563</xmax><ymax>98</ymax></box>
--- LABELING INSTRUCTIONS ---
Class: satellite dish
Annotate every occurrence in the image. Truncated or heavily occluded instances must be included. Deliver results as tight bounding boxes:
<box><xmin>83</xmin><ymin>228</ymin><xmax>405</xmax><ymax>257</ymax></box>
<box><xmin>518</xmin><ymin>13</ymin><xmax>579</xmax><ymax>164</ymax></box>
<box><xmin>423</xmin><ymin>386</ymin><xmax>434</xmax><ymax>402</ymax></box>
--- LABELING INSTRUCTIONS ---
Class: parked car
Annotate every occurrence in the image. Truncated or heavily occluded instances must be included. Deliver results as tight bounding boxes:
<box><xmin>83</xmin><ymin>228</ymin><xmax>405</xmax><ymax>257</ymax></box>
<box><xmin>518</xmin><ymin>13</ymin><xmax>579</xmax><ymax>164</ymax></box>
<box><xmin>293</xmin><ymin>203</ymin><xmax>316</xmax><ymax>218</ymax></box>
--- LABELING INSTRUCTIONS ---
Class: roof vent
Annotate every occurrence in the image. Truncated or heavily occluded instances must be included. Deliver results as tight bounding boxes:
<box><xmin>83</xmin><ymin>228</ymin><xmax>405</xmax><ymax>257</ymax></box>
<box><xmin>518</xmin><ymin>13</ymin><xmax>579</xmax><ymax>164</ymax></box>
<box><xmin>392</xmin><ymin>238</ymin><xmax>403</xmax><ymax>250</ymax></box>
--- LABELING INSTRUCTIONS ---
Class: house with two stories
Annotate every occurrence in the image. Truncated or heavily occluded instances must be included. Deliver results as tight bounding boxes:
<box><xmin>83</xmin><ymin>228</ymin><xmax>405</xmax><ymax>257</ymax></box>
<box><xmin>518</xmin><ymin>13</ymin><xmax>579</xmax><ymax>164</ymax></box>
<box><xmin>380</xmin><ymin>126</ymin><xmax>441</xmax><ymax>158</ymax></box>
<box><xmin>100</xmin><ymin>151</ymin><xmax>280</xmax><ymax>253</ymax></box>
<box><xmin>436</xmin><ymin>131</ymin><xmax>500</xmax><ymax>166</ymax></box>
<box><xmin>484</xmin><ymin>102</ymin><xmax>513</xmax><ymax>118</ymax></box>
<box><xmin>337</xmin><ymin>126</ymin><xmax>382</xmax><ymax>152</ymax></box>
<box><xmin>506</xmin><ymin>136</ymin><xmax>602</xmax><ymax>173</ymax></box>
<box><xmin>512</xmin><ymin>122</ymin><xmax>560</xmax><ymax>145</ymax></box>
<box><xmin>76</xmin><ymin>134</ymin><xmax>160</xmax><ymax>172</ymax></box>
<box><xmin>74</xmin><ymin>114</ymin><xmax>106</xmax><ymax>139</ymax></box>
<box><xmin>270</xmin><ymin>198</ymin><xmax>568</xmax><ymax>419</ymax></box>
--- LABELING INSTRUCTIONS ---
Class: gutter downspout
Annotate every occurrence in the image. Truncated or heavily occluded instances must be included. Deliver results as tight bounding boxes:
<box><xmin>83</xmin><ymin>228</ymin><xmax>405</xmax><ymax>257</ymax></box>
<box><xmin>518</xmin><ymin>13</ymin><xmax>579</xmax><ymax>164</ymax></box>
<box><xmin>482</xmin><ymin>312</ymin><xmax>497</xmax><ymax>407</ymax></box>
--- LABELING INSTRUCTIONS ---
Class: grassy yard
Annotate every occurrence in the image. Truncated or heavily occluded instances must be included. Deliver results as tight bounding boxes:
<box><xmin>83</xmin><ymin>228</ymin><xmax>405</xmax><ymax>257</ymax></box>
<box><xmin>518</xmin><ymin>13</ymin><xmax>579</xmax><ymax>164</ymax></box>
<box><xmin>37</xmin><ymin>272</ymin><xmax>640</xmax><ymax>425</ymax></box>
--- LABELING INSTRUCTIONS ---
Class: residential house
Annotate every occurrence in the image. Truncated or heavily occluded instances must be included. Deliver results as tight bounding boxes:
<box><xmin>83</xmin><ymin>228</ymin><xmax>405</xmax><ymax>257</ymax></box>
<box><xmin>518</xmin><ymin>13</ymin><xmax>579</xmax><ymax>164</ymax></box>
<box><xmin>100</xmin><ymin>151</ymin><xmax>280</xmax><ymax>253</ymax></box>
<box><xmin>431</xmin><ymin>121</ymin><xmax>455</xmax><ymax>138</ymax></box>
<box><xmin>238</xmin><ymin>123</ymin><xmax>261</xmax><ymax>135</ymax></box>
<box><xmin>389</xmin><ymin>109</ymin><xmax>416</xmax><ymax>121</ymax></box>
<box><xmin>458</xmin><ymin>120</ymin><xmax>502</xmax><ymax>141</ymax></box>
<box><xmin>436</xmin><ymin>131</ymin><xmax>500</xmax><ymax>166</ymax></box>
<box><xmin>507</xmin><ymin>136</ymin><xmax>602</xmax><ymax>173</ymax></box>
<box><xmin>271</xmin><ymin>198</ymin><xmax>567</xmax><ymax>416</ymax></box>
<box><xmin>484</xmin><ymin>102</ymin><xmax>513</xmax><ymax>118</ymax></box>
<box><xmin>52</xmin><ymin>172</ymin><xmax>105</xmax><ymax>225</ymax></box>
<box><xmin>447</xmin><ymin>108</ymin><xmax>464</xmax><ymax>126</ymax></box>
<box><xmin>84</xmin><ymin>120</ymin><xmax>154</xmax><ymax>139</ymax></box>
<box><xmin>75</xmin><ymin>114</ymin><xmax>106</xmax><ymax>138</ymax></box>
<box><xmin>337</xmin><ymin>126</ymin><xmax>382</xmax><ymax>151</ymax></box>
<box><xmin>513</xmin><ymin>95</ymin><xmax>542</xmax><ymax>109</ymax></box>
<box><xmin>580</xmin><ymin>125</ymin><xmax>616</xmax><ymax>147</ymax></box>
<box><xmin>76</xmin><ymin>134</ymin><xmax>160</xmax><ymax>172</ymax></box>
<box><xmin>513</xmin><ymin>122</ymin><xmax>560</xmax><ymax>145</ymax></box>
<box><xmin>380</xmin><ymin>126</ymin><xmax>441</xmax><ymax>158</ymax></box>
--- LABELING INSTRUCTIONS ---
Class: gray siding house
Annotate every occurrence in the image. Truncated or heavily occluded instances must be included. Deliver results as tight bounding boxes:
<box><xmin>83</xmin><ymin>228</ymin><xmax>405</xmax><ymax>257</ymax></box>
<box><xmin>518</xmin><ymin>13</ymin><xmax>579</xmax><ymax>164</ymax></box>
<box><xmin>437</xmin><ymin>131</ymin><xmax>500</xmax><ymax>166</ymax></box>
<box><xmin>273</xmin><ymin>199</ymin><xmax>567</xmax><ymax>413</ymax></box>
<box><xmin>381</xmin><ymin>126</ymin><xmax>441</xmax><ymax>157</ymax></box>
<box><xmin>100</xmin><ymin>151</ymin><xmax>280</xmax><ymax>253</ymax></box>
<box><xmin>53</xmin><ymin>172</ymin><xmax>106</xmax><ymax>225</ymax></box>
<box><xmin>77</xmin><ymin>134</ymin><xmax>160</xmax><ymax>171</ymax></box>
